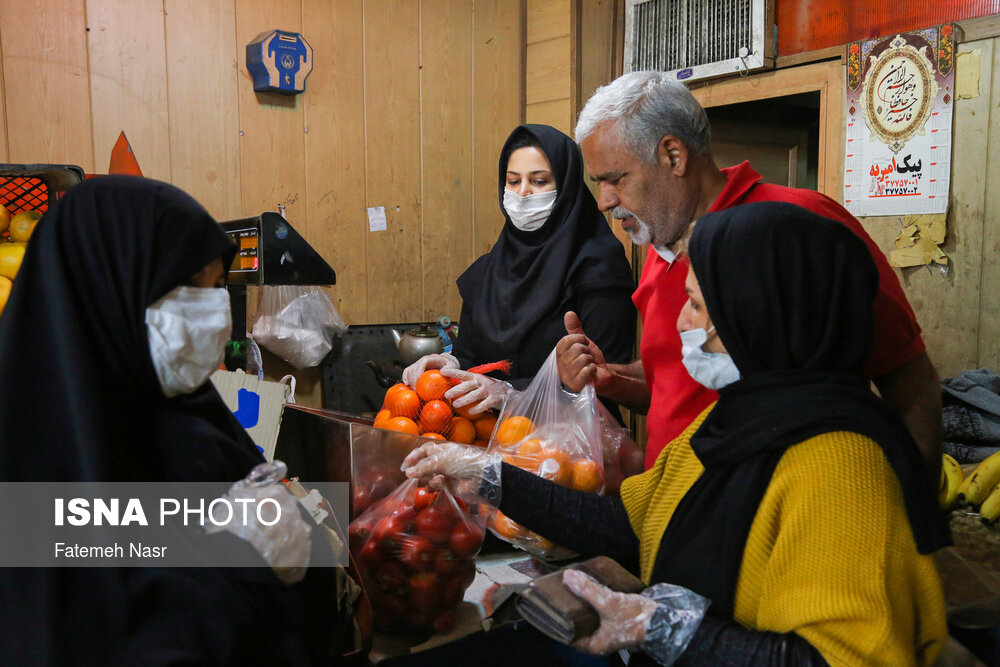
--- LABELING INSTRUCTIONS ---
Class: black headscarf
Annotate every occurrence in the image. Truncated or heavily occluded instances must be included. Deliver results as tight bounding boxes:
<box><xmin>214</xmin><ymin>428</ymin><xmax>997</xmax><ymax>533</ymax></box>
<box><xmin>0</xmin><ymin>177</ymin><xmax>344</xmax><ymax>665</ymax></box>
<box><xmin>456</xmin><ymin>124</ymin><xmax>634</xmax><ymax>357</ymax></box>
<box><xmin>0</xmin><ymin>175</ymin><xmax>259</xmax><ymax>483</ymax></box>
<box><xmin>650</xmin><ymin>201</ymin><xmax>950</xmax><ymax>617</ymax></box>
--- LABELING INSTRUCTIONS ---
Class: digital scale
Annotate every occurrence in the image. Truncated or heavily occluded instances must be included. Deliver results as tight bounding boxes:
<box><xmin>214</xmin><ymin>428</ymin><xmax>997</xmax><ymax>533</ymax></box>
<box><xmin>219</xmin><ymin>212</ymin><xmax>336</xmax><ymax>369</ymax></box>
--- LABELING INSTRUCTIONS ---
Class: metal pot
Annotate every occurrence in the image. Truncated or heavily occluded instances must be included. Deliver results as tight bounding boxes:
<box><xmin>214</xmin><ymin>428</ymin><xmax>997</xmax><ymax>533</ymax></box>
<box><xmin>391</xmin><ymin>324</ymin><xmax>444</xmax><ymax>366</ymax></box>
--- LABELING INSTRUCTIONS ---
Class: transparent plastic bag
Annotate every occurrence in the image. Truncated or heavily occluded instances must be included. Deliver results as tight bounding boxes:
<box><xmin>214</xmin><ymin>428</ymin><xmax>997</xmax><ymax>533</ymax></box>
<box><xmin>204</xmin><ymin>460</ymin><xmax>312</xmax><ymax>583</ymax></box>
<box><xmin>485</xmin><ymin>348</ymin><xmax>604</xmax><ymax>559</ymax></box>
<box><xmin>252</xmin><ymin>285</ymin><xmax>347</xmax><ymax>369</ymax></box>
<box><xmin>596</xmin><ymin>401</ymin><xmax>646</xmax><ymax>496</ymax></box>
<box><xmin>348</xmin><ymin>478</ymin><xmax>486</xmax><ymax>634</ymax></box>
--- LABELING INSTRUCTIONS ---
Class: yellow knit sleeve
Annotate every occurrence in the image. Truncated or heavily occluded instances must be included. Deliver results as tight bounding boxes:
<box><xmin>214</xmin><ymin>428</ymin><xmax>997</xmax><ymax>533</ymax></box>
<box><xmin>733</xmin><ymin>432</ymin><xmax>947</xmax><ymax>666</ymax></box>
<box><xmin>619</xmin><ymin>403</ymin><xmax>714</xmax><ymax>582</ymax></box>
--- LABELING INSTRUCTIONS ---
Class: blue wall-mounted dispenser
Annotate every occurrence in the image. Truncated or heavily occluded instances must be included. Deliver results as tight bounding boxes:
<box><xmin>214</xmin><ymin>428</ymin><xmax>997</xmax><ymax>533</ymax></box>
<box><xmin>246</xmin><ymin>30</ymin><xmax>313</xmax><ymax>95</ymax></box>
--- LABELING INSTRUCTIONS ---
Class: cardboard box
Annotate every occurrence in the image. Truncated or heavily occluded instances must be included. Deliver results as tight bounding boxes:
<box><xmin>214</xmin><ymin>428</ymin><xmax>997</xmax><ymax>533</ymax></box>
<box><xmin>211</xmin><ymin>369</ymin><xmax>291</xmax><ymax>460</ymax></box>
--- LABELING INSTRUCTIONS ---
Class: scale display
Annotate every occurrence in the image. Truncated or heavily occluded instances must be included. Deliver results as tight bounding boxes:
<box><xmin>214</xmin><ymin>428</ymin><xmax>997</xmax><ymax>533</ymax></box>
<box><xmin>227</xmin><ymin>227</ymin><xmax>260</xmax><ymax>274</ymax></box>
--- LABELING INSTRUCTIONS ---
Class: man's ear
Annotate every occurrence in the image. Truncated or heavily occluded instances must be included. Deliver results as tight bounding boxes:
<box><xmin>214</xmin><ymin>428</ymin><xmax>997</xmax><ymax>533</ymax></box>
<box><xmin>657</xmin><ymin>135</ymin><xmax>689</xmax><ymax>176</ymax></box>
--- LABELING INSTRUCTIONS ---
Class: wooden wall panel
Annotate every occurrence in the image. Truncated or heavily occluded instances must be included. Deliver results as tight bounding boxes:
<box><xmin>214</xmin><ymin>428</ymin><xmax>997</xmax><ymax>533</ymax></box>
<box><xmin>301</xmin><ymin>0</ymin><xmax>367</xmax><ymax>325</ymax></box>
<box><xmin>0</xmin><ymin>29</ymin><xmax>7</xmax><ymax>162</ymax></box>
<box><xmin>979</xmin><ymin>39</ymin><xmax>1000</xmax><ymax>371</ymax></box>
<box><xmin>0</xmin><ymin>2</ymin><xmax>94</xmax><ymax>171</ymax></box>
<box><xmin>527</xmin><ymin>0</ymin><xmax>570</xmax><ymax>44</ymax></box>
<box><xmin>576</xmin><ymin>0</ymin><xmax>617</xmax><ymax>118</ymax></box>
<box><xmin>525</xmin><ymin>98</ymin><xmax>571</xmax><ymax>134</ymax></box>
<box><xmin>235</xmin><ymin>0</ymin><xmax>305</xmax><ymax>221</ymax></box>
<box><xmin>525</xmin><ymin>37</ymin><xmax>571</xmax><ymax>104</ymax></box>
<box><xmin>164</xmin><ymin>0</ymin><xmax>241</xmax><ymax>220</ymax></box>
<box><xmin>473</xmin><ymin>0</ymin><xmax>524</xmax><ymax>259</ymax></box>
<box><xmin>420</xmin><ymin>0</ymin><xmax>474</xmax><ymax>322</ymax></box>
<box><xmin>86</xmin><ymin>0</ymin><xmax>170</xmax><ymax>180</ymax></box>
<box><xmin>575</xmin><ymin>0</ymin><xmax>632</xmax><ymax>261</ymax></box>
<box><xmin>363</xmin><ymin>1</ymin><xmax>422</xmax><ymax>323</ymax></box>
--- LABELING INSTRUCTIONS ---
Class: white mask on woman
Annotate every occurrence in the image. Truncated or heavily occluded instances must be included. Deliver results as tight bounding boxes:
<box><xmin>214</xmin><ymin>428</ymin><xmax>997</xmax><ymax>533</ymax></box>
<box><xmin>146</xmin><ymin>286</ymin><xmax>232</xmax><ymax>397</ymax></box>
<box><xmin>680</xmin><ymin>326</ymin><xmax>740</xmax><ymax>390</ymax></box>
<box><xmin>503</xmin><ymin>189</ymin><xmax>557</xmax><ymax>231</ymax></box>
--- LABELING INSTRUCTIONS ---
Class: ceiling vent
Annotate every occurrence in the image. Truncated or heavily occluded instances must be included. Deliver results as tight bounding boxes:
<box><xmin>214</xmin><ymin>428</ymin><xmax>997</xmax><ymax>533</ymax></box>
<box><xmin>624</xmin><ymin>0</ymin><xmax>775</xmax><ymax>83</ymax></box>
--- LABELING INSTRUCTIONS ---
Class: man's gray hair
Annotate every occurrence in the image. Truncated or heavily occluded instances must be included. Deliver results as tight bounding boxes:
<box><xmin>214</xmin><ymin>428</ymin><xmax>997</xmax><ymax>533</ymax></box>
<box><xmin>575</xmin><ymin>71</ymin><xmax>711</xmax><ymax>163</ymax></box>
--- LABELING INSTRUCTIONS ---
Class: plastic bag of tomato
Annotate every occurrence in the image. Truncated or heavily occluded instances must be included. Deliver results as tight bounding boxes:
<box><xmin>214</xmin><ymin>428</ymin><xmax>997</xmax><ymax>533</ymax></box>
<box><xmin>484</xmin><ymin>349</ymin><xmax>607</xmax><ymax>559</ymax></box>
<box><xmin>348</xmin><ymin>478</ymin><xmax>485</xmax><ymax>634</ymax></box>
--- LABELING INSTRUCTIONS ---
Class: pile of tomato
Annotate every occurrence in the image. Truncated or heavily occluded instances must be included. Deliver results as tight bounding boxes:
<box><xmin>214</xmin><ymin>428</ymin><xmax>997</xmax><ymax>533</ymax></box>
<box><xmin>349</xmin><ymin>480</ymin><xmax>485</xmax><ymax>634</ymax></box>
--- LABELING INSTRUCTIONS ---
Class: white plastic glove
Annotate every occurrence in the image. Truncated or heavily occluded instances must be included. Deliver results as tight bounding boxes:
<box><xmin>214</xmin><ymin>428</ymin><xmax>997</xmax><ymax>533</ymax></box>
<box><xmin>441</xmin><ymin>368</ymin><xmax>513</xmax><ymax>415</ymax></box>
<box><xmin>402</xmin><ymin>353</ymin><xmax>460</xmax><ymax>388</ymax></box>
<box><xmin>204</xmin><ymin>460</ymin><xmax>312</xmax><ymax>584</ymax></box>
<box><xmin>401</xmin><ymin>442</ymin><xmax>502</xmax><ymax>505</ymax></box>
<box><xmin>563</xmin><ymin>570</ymin><xmax>710</xmax><ymax>664</ymax></box>
<box><xmin>563</xmin><ymin>569</ymin><xmax>658</xmax><ymax>654</ymax></box>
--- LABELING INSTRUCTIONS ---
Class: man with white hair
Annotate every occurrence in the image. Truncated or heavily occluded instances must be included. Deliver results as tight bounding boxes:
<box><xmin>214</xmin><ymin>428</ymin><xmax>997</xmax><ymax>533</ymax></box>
<box><xmin>557</xmin><ymin>70</ymin><xmax>941</xmax><ymax>481</ymax></box>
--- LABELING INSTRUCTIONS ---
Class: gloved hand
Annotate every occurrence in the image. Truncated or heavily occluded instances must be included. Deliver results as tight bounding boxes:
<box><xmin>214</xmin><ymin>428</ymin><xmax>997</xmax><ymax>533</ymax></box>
<box><xmin>204</xmin><ymin>460</ymin><xmax>313</xmax><ymax>584</ymax></box>
<box><xmin>402</xmin><ymin>353</ymin><xmax>460</xmax><ymax>388</ymax></box>
<box><xmin>563</xmin><ymin>569</ymin><xmax>658</xmax><ymax>654</ymax></box>
<box><xmin>441</xmin><ymin>368</ymin><xmax>513</xmax><ymax>415</ymax></box>
<box><xmin>401</xmin><ymin>442</ymin><xmax>502</xmax><ymax>505</ymax></box>
<box><xmin>563</xmin><ymin>570</ymin><xmax>709</xmax><ymax>664</ymax></box>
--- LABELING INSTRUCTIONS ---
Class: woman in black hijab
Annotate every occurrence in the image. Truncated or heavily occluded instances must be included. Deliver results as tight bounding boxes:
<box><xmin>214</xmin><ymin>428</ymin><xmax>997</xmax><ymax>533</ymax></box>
<box><xmin>403</xmin><ymin>125</ymin><xmax>635</xmax><ymax>416</ymax></box>
<box><xmin>403</xmin><ymin>201</ymin><xmax>950</xmax><ymax>665</ymax></box>
<box><xmin>0</xmin><ymin>177</ymin><xmax>347</xmax><ymax>665</ymax></box>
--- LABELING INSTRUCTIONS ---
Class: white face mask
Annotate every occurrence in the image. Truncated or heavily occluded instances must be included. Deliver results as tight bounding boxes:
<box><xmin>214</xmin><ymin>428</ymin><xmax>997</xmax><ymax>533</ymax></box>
<box><xmin>146</xmin><ymin>286</ymin><xmax>232</xmax><ymax>398</ymax></box>
<box><xmin>680</xmin><ymin>326</ymin><xmax>740</xmax><ymax>390</ymax></box>
<box><xmin>503</xmin><ymin>189</ymin><xmax>557</xmax><ymax>231</ymax></box>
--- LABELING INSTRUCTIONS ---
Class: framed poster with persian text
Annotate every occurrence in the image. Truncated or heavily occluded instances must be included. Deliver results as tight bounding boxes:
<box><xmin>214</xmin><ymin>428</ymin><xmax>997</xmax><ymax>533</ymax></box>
<box><xmin>843</xmin><ymin>25</ymin><xmax>955</xmax><ymax>216</ymax></box>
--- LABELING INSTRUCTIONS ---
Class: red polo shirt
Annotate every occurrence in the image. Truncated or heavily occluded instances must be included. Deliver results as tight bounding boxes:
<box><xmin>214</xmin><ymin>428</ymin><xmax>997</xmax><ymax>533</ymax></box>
<box><xmin>633</xmin><ymin>161</ymin><xmax>924</xmax><ymax>468</ymax></box>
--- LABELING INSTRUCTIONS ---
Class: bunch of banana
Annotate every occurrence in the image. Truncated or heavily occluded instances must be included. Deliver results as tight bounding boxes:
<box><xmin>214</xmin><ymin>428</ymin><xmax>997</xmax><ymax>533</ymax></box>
<box><xmin>957</xmin><ymin>450</ymin><xmax>1000</xmax><ymax>523</ymax></box>
<box><xmin>939</xmin><ymin>453</ymin><xmax>963</xmax><ymax>510</ymax></box>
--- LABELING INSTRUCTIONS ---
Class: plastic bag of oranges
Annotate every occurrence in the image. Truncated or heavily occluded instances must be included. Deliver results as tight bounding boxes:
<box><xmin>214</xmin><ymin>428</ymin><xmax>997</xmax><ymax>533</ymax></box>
<box><xmin>374</xmin><ymin>370</ymin><xmax>497</xmax><ymax>448</ymax></box>
<box><xmin>484</xmin><ymin>349</ymin><xmax>605</xmax><ymax>558</ymax></box>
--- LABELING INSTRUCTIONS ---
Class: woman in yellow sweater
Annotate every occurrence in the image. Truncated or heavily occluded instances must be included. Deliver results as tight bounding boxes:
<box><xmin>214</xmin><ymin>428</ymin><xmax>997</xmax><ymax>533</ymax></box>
<box><xmin>404</xmin><ymin>201</ymin><xmax>951</xmax><ymax>666</ymax></box>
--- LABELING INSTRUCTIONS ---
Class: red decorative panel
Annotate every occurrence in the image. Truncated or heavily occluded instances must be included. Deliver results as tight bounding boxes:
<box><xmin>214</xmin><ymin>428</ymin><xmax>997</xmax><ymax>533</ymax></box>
<box><xmin>776</xmin><ymin>0</ymin><xmax>1000</xmax><ymax>57</ymax></box>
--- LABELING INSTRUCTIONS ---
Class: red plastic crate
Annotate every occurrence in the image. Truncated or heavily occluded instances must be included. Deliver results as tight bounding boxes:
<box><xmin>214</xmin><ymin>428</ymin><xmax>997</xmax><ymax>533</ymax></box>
<box><xmin>0</xmin><ymin>164</ymin><xmax>85</xmax><ymax>215</ymax></box>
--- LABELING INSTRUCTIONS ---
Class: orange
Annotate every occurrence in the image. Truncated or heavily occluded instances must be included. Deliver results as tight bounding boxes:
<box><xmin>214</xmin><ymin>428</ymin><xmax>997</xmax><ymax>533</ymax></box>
<box><xmin>452</xmin><ymin>401</ymin><xmax>480</xmax><ymax>421</ymax></box>
<box><xmin>493</xmin><ymin>511</ymin><xmax>524</xmax><ymax>540</ymax></box>
<box><xmin>471</xmin><ymin>439</ymin><xmax>489</xmax><ymax>448</ymax></box>
<box><xmin>422</xmin><ymin>432</ymin><xmax>446</xmax><ymax>440</ymax></box>
<box><xmin>384</xmin><ymin>416</ymin><xmax>419</xmax><ymax>436</ymax></box>
<box><xmin>495</xmin><ymin>416</ymin><xmax>534</xmax><ymax>446</ymax></box>
<box><xmin>0</xmin><ymin>275</ymin><xmax>11</xmax><ymax>318</ymax></box>
<box><xmin>419</xmin><ymin>399</ymin><xmax>453</xmax><ymax>435</ymax></box>
<box><xmin>8</xmin><ymin>210</ymin><xmax>41</xmax><ymax>243</ymax></box>
<box><xmin>570</xmin><ymin>459</ymin><xmax>604</xmax><ymax>493</ymax></box>
<box><xmin>0</xmin><ymin>242</ymin><xmax>26</xmax><ymax>281</ymax></box>
<box><xmin>449</xmin><ymin>416</ymin><xmax>476</xmax><ymax>444</ymax></box>
<box><xmin>385</xmin><ymin>387</ymin><xmax>421</xmax><ymax>419</ymax></box>
<box><xmin>373</xmin><ymin>408</ymin><xmax>392</xmax><ymax>428</ymax></box>
<box><xmin>474</xmin><ymin>414</ymin><xmax>498</xmax><ymax>441</ymax></box>
<box><xmin>0</xmin><ymin>204</ymin><xmax>9</xmax><ymax>235</ymax></box>
<box><xmin>514</xmin><ymin>439</ymin><xmax>543</xmax><ymax>471</ymax></box>
<box><xmin>383</xmin><ymin>383</ymin><xmax>408</xmax><ymax>400</ymax></box>
<box><xmin>537</xmin><ymin>456</ymin><xmax>570</xmax><ymax>486</ymax></box>
<box><xmin>415</xmin><ymin>369</ymin><xmax>452</xmax><ymax>402</ymax></box>
<box><xmin>541</xmin><ymin>446</ymin><xmax>572</xmax><ymax>467</ymax></box>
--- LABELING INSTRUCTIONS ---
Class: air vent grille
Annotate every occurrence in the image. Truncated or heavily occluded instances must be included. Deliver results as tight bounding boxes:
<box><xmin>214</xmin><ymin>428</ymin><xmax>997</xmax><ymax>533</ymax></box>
<box><xmin>625</xmin><ymin>0</ymin><xmax>774</xmax><ymax>83</ymax></box>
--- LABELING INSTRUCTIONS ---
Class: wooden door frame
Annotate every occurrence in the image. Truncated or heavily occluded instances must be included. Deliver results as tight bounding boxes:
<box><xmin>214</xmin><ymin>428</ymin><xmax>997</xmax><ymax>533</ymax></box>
<box><xmin>690</xmin><ymin>59</ymin><xmax>845</xmax><ymax>201</ymax></box>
